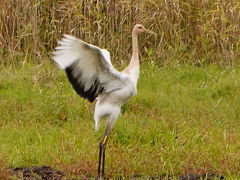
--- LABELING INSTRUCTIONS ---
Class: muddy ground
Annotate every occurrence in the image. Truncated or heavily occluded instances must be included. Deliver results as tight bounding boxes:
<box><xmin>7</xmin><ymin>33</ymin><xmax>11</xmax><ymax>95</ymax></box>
<box><xmin>6</xmin><ymin>166</ymin><xmax>224</xmax><ymax>180</ymax></box>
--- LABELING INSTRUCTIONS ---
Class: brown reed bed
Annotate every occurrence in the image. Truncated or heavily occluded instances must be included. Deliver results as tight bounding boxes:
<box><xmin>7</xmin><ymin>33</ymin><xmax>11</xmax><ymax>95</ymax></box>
<box><xmin>0</xmin><ymin>0</ymin><xmax>240</xmax><ymax>67</ymax></box>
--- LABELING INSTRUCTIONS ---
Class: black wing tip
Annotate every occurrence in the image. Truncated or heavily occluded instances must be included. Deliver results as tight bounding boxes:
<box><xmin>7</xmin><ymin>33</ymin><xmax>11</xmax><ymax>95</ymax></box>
<box><xmin>65</xmin><ymin>67</ymin><xmax>103</xmax><ymax>102</ymax></box>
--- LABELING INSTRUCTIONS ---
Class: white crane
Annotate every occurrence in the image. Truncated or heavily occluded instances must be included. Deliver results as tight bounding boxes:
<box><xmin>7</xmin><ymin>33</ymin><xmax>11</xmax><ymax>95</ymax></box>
<box><xmin>52</xmin><ymin>24</ymin><xmax>155</xmax><ymax>179</ymax></box>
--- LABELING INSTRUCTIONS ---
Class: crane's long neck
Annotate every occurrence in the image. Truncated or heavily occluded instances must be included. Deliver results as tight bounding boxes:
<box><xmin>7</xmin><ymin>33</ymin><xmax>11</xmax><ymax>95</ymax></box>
<box><xmin>122</xmin><ymin>31</ymin><xmax>140</xmax><ymax>85</ymax></box>
<box><xmin>130</xmin><ymin>32</ymin><xmax>139</xmax><ymax>69</ymax></box>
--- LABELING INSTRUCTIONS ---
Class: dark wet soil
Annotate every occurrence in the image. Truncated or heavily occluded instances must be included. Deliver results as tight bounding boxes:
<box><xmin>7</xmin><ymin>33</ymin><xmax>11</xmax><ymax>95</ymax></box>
<box><xmin>10</xmin><ymin>166</ymin><xmax>224</xmax><ymax>180</ymax></box>
<box><xmin>133</xmin><ymin>174</ymin><xmax>224</xmax><ymax>180</ymax></box>
<box><xmin>179</xmin><ymin>173</ymin><xmax>224</xmax><ymax>180</ymax></box>
<box><xmin>11</xmin><ymin>166</ymin><xmax>65</xmax><ymax>180</ymax></box>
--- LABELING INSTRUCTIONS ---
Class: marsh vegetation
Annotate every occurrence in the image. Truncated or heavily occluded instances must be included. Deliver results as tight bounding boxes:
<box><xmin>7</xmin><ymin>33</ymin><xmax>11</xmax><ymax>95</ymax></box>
<box><xmin>0</xmin><ymin>0</ymin><xmax>240</xmax><ymax>179</ymax></box>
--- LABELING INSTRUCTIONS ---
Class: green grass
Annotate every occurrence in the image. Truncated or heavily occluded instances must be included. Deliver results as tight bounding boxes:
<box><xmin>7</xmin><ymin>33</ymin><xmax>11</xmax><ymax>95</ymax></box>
<box><xmin>0</xmin><ymin>61</ymin><xmax>240</xmax><ymax>179</ymax></box>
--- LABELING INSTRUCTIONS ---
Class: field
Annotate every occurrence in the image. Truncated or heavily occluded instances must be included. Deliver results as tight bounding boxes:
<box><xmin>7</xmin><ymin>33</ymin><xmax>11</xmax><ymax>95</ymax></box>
<box><xmin>0</xmin><ymin>61</ymin><xmax>240</xmax><ymax>179</ymax></box>
<box><xmin>1</xmin><ymin>0</ymin><xmax>240</xmax><ymax>179</ymax></box>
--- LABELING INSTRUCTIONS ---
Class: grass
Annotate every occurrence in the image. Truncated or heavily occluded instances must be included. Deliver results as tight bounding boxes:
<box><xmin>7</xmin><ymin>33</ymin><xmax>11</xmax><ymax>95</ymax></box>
<box><xmin>0</xmin><ymin>61</ymin><xmax>240</xmax><ymax>179</ymax></box>
<box><xmin>1</xmin><ymin>1</ymin><xmax>240</xmax><ymax>178</ymax></box>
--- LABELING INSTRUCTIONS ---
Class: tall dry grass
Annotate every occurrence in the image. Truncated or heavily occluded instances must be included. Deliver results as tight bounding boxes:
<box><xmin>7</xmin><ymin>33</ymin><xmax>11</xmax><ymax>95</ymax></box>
<box><xmin>0</xmin><ymin>0</ymin><xmax>240</xmax><ymax>66</ymax></box>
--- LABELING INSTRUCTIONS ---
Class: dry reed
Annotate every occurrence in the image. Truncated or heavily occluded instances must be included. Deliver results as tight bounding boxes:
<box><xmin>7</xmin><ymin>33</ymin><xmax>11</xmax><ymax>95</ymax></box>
<box><xmin>0</xmin><ymin>0</ymin><xmax>240</xmax><ymax>66</ymax></box>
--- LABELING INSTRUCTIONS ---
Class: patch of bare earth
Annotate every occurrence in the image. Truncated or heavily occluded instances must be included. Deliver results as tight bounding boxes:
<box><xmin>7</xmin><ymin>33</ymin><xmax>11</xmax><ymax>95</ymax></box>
<box><xmin>10</xmin><ymin>168</ymin><xmax>225</xmax><ymax>180</ymax></box>
<box><xmin>11</xmin><ymin>166</ymin><xmax>65</xmax><ymax>180</ymax></box>
<box><xmin>4</xmin><ymin>161</ymin><xmax>224</xmax><ymax>180</ymax></box>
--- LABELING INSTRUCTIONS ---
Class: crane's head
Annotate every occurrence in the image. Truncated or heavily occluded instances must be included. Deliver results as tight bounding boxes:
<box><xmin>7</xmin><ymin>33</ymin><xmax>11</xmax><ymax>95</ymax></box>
<box><xmin>132</xmin><ymin>24</ymin><xmax>156</xmax><ymax>35</ymax></box>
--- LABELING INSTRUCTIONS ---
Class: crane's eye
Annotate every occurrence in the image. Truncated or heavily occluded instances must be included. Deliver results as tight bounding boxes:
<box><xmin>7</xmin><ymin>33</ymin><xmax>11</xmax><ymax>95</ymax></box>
<box><xmin>138</xmin><ymin>27</ymin><xmax>142</xmax><ymax>29</ymax></box>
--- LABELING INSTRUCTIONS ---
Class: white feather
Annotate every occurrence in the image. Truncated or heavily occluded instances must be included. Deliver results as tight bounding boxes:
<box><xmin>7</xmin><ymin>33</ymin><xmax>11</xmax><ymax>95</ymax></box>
<box><xmin>52</xmin><ymin>34</ymin><xmax>126</xmax><ymax>93</ymax></box>
<box><xmin>52</xmin><ymin>34</ymin><xmax>139</xmax><ymax>132</ymax></box>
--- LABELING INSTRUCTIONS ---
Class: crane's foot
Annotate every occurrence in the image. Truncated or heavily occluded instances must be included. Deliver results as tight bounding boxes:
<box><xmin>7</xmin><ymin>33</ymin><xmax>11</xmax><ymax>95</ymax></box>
<box><xmin>97</xmin><ymin>135</ymin><xmax>108</xmax><ymax>179</ymax></box>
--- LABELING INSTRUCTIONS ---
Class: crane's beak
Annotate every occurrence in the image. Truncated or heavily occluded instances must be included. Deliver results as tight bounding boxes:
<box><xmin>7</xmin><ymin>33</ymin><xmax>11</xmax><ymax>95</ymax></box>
<box><xmin>144</xmin><ymin>28</ymin><xmax>157</xmax><ymax>35</ymax></box>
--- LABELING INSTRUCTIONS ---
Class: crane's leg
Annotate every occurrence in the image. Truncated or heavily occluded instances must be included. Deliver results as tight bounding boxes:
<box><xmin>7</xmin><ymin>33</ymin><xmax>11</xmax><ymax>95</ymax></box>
<box><xmin>101</xmin><ymin>134</ymin><xmax>108</xmax><ymax>176</ymax></box>
<box><xmin>97</xmin><ymin>127</ymin><xmax>109</xmax><ymax>179</ymax></box>
<box><xmin>98</xmin><ymin>142</ymin><xmax>102</xmax><ymax>177</ymax></box>
<box><xmin>95</xmin><ymin>107</ymin><xmax>120</xmax><ymax>179</ymax></box>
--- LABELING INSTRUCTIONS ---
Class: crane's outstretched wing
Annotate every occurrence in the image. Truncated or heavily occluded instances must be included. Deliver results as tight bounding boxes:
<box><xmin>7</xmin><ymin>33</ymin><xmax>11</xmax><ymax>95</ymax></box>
<box><xmin>52</xmin><ymin>34</ymin><xmax>126</xmax><ymax>102</ymax></box>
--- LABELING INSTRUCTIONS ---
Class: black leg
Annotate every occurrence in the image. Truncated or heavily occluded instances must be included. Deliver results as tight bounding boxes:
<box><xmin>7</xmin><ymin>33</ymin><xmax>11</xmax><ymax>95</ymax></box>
<box><xmin>102</xmin><ymin>143</ymin><xmax>106</xmax><ymax>177</ymax></box>
<box><xmin>97</xmin><ymin>134</ymin><xmax>108</xmax><ymax>179</ymax></box>
<box><xmin>97</xmin><ymin>142</ymin><xmax>102</xmax><ymax>178</ymax></box>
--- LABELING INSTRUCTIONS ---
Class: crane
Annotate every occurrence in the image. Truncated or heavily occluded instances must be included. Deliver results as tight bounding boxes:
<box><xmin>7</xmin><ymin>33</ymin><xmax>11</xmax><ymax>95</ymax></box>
<box><xmin>52</xmin><ymin>24</ymin><xmax>155</xmax><ymax>179</ymax></box>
